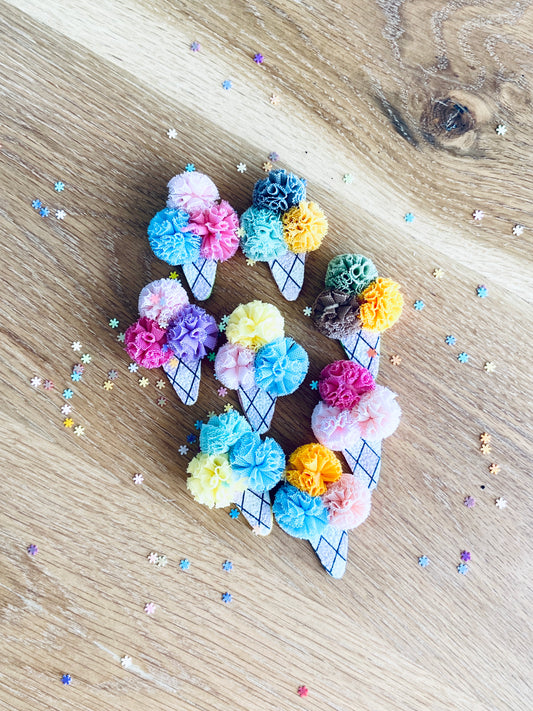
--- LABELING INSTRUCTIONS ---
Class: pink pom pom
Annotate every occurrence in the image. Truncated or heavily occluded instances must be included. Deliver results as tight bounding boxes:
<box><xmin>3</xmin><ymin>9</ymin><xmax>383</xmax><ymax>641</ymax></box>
<box><xmin>322</xmin><ymin>473</ymin><xmax>371</xmax><ymax>530</ymax></box>
<box><xmin>187</xmin><ymin>200</ymin><xmax>240</xmax><ymax>262</ymax></box>
<box><xmin>124</xmin><ymin>317</ymin><xmax>171</xmax><ymax>369</ymax></box>
<box><xmin>214</xmin><ymin>342</ymin><xmax>255</xmax><ymax>390</ymax></box>
<box><xmin>311</xmin><ymin>402</ymin><xmax>358</xmax><ymax>450</ymax></box>
<box><xmin>319</xmin><ymin>360</ymin><xmax>375</xmax><ymax>411</ymax></box>
<box><xmin>167</xmin><ymin>172</ymin><xmax>219</xmax><ymax>212</ymax></box>
<box><xmin>138</xmin><ymin>278</ymin><xmax>189</xmax><ymax>326</ymax></box>
<box><xmin>353</xmin><ymin>384</ymin><xmax>401</xmax><ymax>440</ymax></box>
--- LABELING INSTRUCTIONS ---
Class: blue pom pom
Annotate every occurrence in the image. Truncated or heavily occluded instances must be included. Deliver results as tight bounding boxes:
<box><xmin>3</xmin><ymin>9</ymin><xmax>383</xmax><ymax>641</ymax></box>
<box><xmin>199</xmin><ymin>410</ymin><xmax>251</xmax><ymax>455</ymax></box>
<box><xmin>240</xmin><ymin>207</ymin><xmax>287</xmax><ymax>261</ymax></box>
<box><xmin>229</xmin><ymin>432</ymin><xmax>285</xmax><ymax>492</ymax></box>
<box><xmin>273</xmin><ymin>484</ymin><xmax>329</xmax><ymax>540</ymax></box>
<box><xmin>147</xmin><ymin>208</ymin><xmax>201</xmax><ymax>265</ymax></box>
<box><xmin>252</xmin><ymin>169</ymin><xmax>307</xmax><ymax>213</ymax></box>
<box><xmin>254</xmin><ymin>337</ymin><xmax>309</xmax><ymax>397</ymax></box>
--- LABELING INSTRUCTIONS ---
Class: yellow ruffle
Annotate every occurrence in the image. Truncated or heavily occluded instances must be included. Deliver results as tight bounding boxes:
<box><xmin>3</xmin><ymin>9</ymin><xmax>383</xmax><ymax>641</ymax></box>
<box><xmin>359</xmin><ymin>278</ymin><xmax>403</xmax><ymax>332</ymax></box>
<box><xmin>186</xmin><ymin>452</ymin><xmax>246</xmax><ymax>508</ymax></box>
<box><xmin>282</xmin><ymin>201</ymin><xmax>328</xmax><ymax>254</ymax></box>
<box><xmin>225</xmin><ymin>300</ymin><xmax>284</xmax><ymax>351</ymax></box>
<box><xmin>286</xmin><ymin>443</ymin><xmax>342</xmax><ymax>497</ymax></box>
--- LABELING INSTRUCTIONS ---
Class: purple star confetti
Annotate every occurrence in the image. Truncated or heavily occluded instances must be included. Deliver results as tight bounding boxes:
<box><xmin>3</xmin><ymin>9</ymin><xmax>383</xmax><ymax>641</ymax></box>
<box><xmin>460</xmin><ymin>550</ymin><xmax>471</xmax><ymax>562</ymax></box>
<box><xmin>464</xmin><ymin>496</ymin><xmax>476</xmax><ymax>508</ymax></box>
<box><xmin>253</xmin><ymin>53</ymin><xmax>264</xmax><ymax>64</ymax></box>
<box><xmin>27</xmin><ymin>543</ymin><xmax>39</xmax><ymax>556</ymax></box>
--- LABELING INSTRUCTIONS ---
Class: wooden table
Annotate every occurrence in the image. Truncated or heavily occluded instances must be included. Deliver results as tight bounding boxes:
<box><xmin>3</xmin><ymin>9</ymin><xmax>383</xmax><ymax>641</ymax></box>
<box><xmin>1</xmin><ymin>1</ymin><xmax>531</xmax><ymax>709</ymax></box>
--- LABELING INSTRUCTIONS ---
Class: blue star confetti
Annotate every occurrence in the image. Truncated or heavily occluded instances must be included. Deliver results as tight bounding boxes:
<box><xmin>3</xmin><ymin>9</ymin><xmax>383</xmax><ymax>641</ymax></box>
<box><xmin>457</xmin><ymin>563</ymin><xmax>469</xmax><ymax>575</ymax></box>
<box><xmin>61</xmin><ymin>674</ymin><xmax>72</xmax><ymax>685</ymax></box>
<box><xmin>414</xmin><ymin>300</ymin><xmax>425</xmax><ymax>311</ymax></box>
<box><xmin>404</xmin><ymin>212</ymin><xmax>415</xmax><ymax>223</ymax></box>
<box><xmin>457</xmin><ymin>352</ymin><xmax>469</xmax><ymax>363</ymax></box>
<box><xmin>222</xmin><ymin>560</ymin><xmax>233</xmax><ymax>571</ymax></box>
<box><xmin>221</xmin><ymin>592</ymin><xmax>232</xmax><ymax>603</ymax></box>
<box><xmin>54</xmin><ymin>181</ymin><xmax>65</xmax><ymax>192</ymax></box>
<box><xmin>185</xmin><ymin>163</ymin><xmax>195</xmax><ymax>172</ymax></box>
<box><xmin>32</xmin><ymin>199</ymin><xmax>42</xmax><ymax>209</ymax></box>
<box><xmin>310</xmin><ymin>380</ymin><xmax>318</xmax><ymax>390</ymax></box>
<box><xmin>194</xmin><ymin>420</ymin><xmax>203</xmax><ymax>430</ymax></box>
<box><xmin>70</xmin><ymin>372</ymin><xmax>81</xmax><ymax>382</ymax></box>
<box><xmin>445</xmin><ymin>335</ymin><xmax>456</xmax><ymax>345</ymax></box>
<box><xmin>418</xmin><ymin>555</ymin><xmax>429</xmax><ymax>568</ymax></box>
<box><xmin>476</xmin><ymin>285</ymin><xmax>488</xmax><ymax>298</ymax></box>
<box><xmin>179</xmin><ymin>559</ymin><xmax>190</xmax><ymax>570</ymax></box>
<box><xmin>39</xmin><ymin>207</ymin><xmax>49</xmax><ymax>217</ymax></box>
<box><xmin>62</xmin><ymin>388</ymin><xmax>74</xmax><ymax>399</ymax></box>
<box><xmin>186</xmin><ymin>434</ymin><xmax>197</xmax><ymax>444</ymax></box>
<box><xmin>229</xmin><ymin>508</ymin><xmax>240</xmax><ymax>519</ymax></box>
<box><xmin>222</xmin><ymin>79</ymin><xmax>232</xmax><ymax>90</ymax></box>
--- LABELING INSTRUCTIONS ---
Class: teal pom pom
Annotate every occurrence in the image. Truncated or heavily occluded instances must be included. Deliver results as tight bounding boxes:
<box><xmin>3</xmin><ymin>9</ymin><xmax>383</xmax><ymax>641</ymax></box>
<box><xmin>252</xmin><ymin>169</ymin><xmax>306</xmax><ymax>213</ymax></box>
<box><xmin>254</xmin><ymin>337</ymin><xmax>308</xmax><ymax>397</ymax></box>
<box><xmin>199</xmin><ymin>410</ymin><xmax>251</xmax><ymax>455</ymax></box>
<box><xmin>229</xmin><ymin>432</ymin><xmax>285</xmax><ymax>492</ymax></box>
<box><xmin>147</xmin><ymin>208</ymin><xmax>201</xmax><ymax>265</ymax></box>
<box><xmin>325</xmin><ymin>254</ymin><xmax>378</xmax><ymax>295</ymax></box>
<box><xmin>240</xmin><ymin>207</ymin><xmax>286</xmax><ymax>261</ymax></box>
<box><xmin>273</xmin><ymin>484</ymin><xmax>329</xmax><ymax>539</ymax></box>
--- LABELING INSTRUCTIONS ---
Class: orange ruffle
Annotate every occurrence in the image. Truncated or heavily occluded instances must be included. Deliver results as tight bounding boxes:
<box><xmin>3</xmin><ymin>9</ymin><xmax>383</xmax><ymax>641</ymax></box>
<box><xmin>359</xmin><ymin>278</ymin><xmax>403</xmax><ymax>332</ymax></box>
<box><xmin>286</xmin><ymin>443</ymin><xmax>342</xmax><ymax>497</ymax></box>
<box><xmin>282</xmin><ymin>201</ymin><xmax>327</xmax><ymax>254</ymax></box>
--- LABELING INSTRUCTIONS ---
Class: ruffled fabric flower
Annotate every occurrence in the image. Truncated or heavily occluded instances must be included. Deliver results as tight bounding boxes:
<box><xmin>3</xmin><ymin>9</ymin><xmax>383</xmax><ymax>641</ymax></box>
<box><xmin>254</xmin><ymin>337</ymin><xmax>308</xmax><ymax>397</ymax></box>
<box><xmin>282</xmin><ymin>201</ymin><xmax>327</xmax><ymax>253</ymax></box>
<box><xmin>199</xmin><ymin>410</ymin><xmax>251</xmax><ymax>455</ymax></box>
<box><xmin>353</xmin><ymin>385</ymin><xmax>401</xmax><ymax>440</ymax></box>
<box><xmin>187</xmin><ymin>452</ymin><xmax>247</xmax><ymax>508</ymax></box>
<box><xmin>138</xmin><ymin>278</ymin><xmax>189</xmax><ymax>326</ymax></box>
<box><xmin>229</xmin><ymin>431</ymin><xmax>285</xmax><ymax>492</ymax></box>
<box><xmin>166</xmin><ymin>304</ymin><xmax>218</xmax><ymax>363</ymax></box>
<box><xmin>225</xmin><ymin>301</ymin><xmax>284</xmax><ymax>351</ymax></box>
<box><xmin>167</xmin><ymin>172</ymin><xmax>219</xmax><ymax>212</ymax></box>
<box><xmin>214</xmin><ymin>342</ymin><xmax>256</xmax><ymax>390</ymax></box>
<box><xmin>273</xmin><ymin>484</ymin><xmax>329</xmax><ymax>539</ymax></box>
<box><xmin>187</xmin><ymin>200</ymin><xmax>239</xmax><ymax>262</ymax></box>
<box><xmin>322</xmin><ymin>474</ymin><xmax>372</xmax><ymax>530</ymax></box>
<box><xmin>319</xmin><ymin>360</ymin><xmax>375</xmax><ymax>411</ymax></box>
<box><xmin>311</xmin><ymin>289</ymin><xmax>361</xmax><ymax>339</ymax></box>
<box><xmin>239</xmin><ymin>206</ymin><xmax>286</xmax><ymax>261</ymax></box>
<box><xmin>285</xmin><ymin>443</ymin><xmax>342</xmax><ymax>497</ymax></box>
<box><xmin>252</xmin><ymin>169</ymin><xmax>307</xmax><ymax>213</ymax></box>
<box><xmin>311</xmin><ymin>402</ymin><xmax>358</xmax><ymax>450</ymax></box>
<box><xmin>325</xmin><ymin>254</ymin><xmax>378</xmax><ymax>295</ymax></box>
<box><xmin>147</xmin><ymin>208</ymin><xmax>201</xmax><ymax>265</ymax></box>
<box><xmin>124</xmin><ymin>317</ymin><xmax>171</xmax><ymax>369</ymax></box>
<box><xmin>359</xmin><ymin>278</ymin><xmax>404</xmax><ymax>332</ymax></box>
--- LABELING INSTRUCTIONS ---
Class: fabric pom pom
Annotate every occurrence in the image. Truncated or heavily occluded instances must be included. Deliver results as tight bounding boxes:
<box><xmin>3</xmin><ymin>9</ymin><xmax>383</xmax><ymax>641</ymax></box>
<box><xmin>225</xmin><ymin>301</ymin><xmax>284</xmax><ymax>351</ymax></box>
<box><xmin>187</xmin><ymin>200</ymin><xmax>239</xmax><ymax>262</ymax></box>
<box><xmin>359</xmin><ymin>278</ymin><xmax>404</xmax><ymax>332</ymax></box>
<box><xmin>353</xmin><ymin>384</ymin><xmax>401</xmax><ymax>440</ymax></box>
<box><xmin>252</xmin><ymin>169</ymin><xmax>307</xmax><ymax>213</ymax></box>
<box><xmin>325</xmin><ymin>254</ymin><xmax>378</xmax><ymax>295</ymax></box>
<box><xmin>187</xmin><ymin>452</ymin><xmax>247</xmax><ymax>508</ymax></box>
<box><xmin>273</xmin><ymin>483</ymin><xmax>329</xmax><ymax>539</ymax></box>
<box><xmin>285</xmin><ymin>443</ymin><xmax>342</xmax><ymax>497</ymax></box>
<box><xmin>214</xmin><ymin>342</ymin><xmax>256</xmax><ymax>390</ymax></box>
<box><xmin>147</xmin><ymin>208</ymin><xmax>201</xmax><ymax>265</ymax></box>
<box><xmin>138</xmin><ymin>278</ymin><xmax>189</xmax><ymax>326</ymax></box>
<box><xmin>167</xmin><ymin>172</ymin><xmax>219</xmax><ymax>212</ymax></box>
<box><xmin>311</xmin><ymin>402</ymin><xmax>358</xmax><ymax>451</ymax></box>
<box><xmin>319</xmin><ymin>360</ymin><xmax>375</xmax><ymax>411</ymax></box>
<box><xmin>322</xmin><ymin>473</ymin><xmax>372</xmax><ymax>530</ymax></box>
<box><xmin>282</xmin><ymin>200</ymin><xmax>328</xmax><ymax>253</ymax></box>
<box><xmin>254</xmin><ymin>337</ymin><xmax>308</xmax><ymax>397</ymax></box>
<box><xmin>166</xmin><ymin>304</ymin><xmax>218</xmax><ymax>363</ymax></box>
<box><xmin>229</xmin><ymin>431</ymin><xmax>285</xmax><ymax>492</ymax></box>
<box><xmin>311</xmin><ymin>289</ymin><xmax>361</xmax><ymax>339</ymax></box>
<box><xmin>199</xmin><ymin>410</ymin><xmax>252</xmax><ymax>455</ymax></box>
<box><xmin>239</xmin><ymin>206</ymin><xmax>286</xmax><ymax>261</ymax></box>
<box><xmin>124</xmin><ymin>317</ymin><xmax>171</xmax><ymax>369</ymax></box>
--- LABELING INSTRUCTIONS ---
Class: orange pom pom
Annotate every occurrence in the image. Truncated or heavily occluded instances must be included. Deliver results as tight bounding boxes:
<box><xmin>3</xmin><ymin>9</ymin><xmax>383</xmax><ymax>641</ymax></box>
<box><xmin>359</xmin><ymin>278</ymin><xmax>403</xmax><ymax>332</ymax></box>
<box><xmin>282</xmin><ymin>201</ymin><xmax>327</xmax><ymax>253</ymax></box>
<box><xmin>286</xmin><ymin>443</ymin><xmax>342</xmax><ymax>497</ymax></box>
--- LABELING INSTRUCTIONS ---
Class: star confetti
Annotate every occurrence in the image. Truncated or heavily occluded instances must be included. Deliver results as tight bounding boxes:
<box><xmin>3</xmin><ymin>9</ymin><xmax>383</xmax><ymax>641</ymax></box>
<box><xmin>418</xmin><ymin>555</ymin><xmax>429</xmax><ymax>567</ymax></box>
<box><xmin>70</xmin><ymin>372</ymin><xmax>81</xmax><ymax>382</ymax></box>
<box><xmin>120</xmin><ymin>655</ymin><xmax>132</xmax><ymax>668</ymax></box>
<box><xmin>480</xmin><ymin>443</ymin><xmax>492</xmax><ymax>455</ymax></box>
<box><xmin>457</xmin><ymin>352</ymin><xmax>469</xmax><ymax>363</ymax></box>
<box><xmin>207</xmin><ymin>351</ymin><xmax>216</xmax><ymax>361</ymax></box>
<box><xmin>103</xmin><ymin>380</ymin><xmax>114</xmax><ymax>391</ymax></box>
<box><xmin>54</xmin><ymin>181</ymin><xmax>65</xmax><ymax>192</ymax></box>
<box><xmin>229</xmin><ymin>508</ymin><xmax>240</xmax><ymax>519</ymax></box>
<box><xmin>132</xmin><ymin>473</ymin><xmax>144</xmax><ymax>485</ymax></box>
<box><xmin>169</xmin><ymin>271</ymin><xmax>179</xmax><ymax>279</ymax></box>
<box><xmin>222</xmin><ymin>79</ymin><xmax>232</xmax><ymax>90</ymax></box>
<box><xmin>390</xmin><ymin>354</ymin><xmax>402</xmax><ymax>366</ymax></box>
<box><xmin>253</xmin><ymin>53</ymin><xmax>264</xmax><ymax>64</ymax></box>
<box><xmin>246</xmin><ymin>259</ymin><xmax>256</xmax><ymax>266</ymax></box>
<box><xmin>138</xmin><ymin>377</ymin><xmax>149</xmax><ymax>388</ymax></box>
<box><xmin>223</xmin><ymin>403</ymin><xmax>233</xmax><ymax>413</ymax></box>
<box><xmin>414</xmin><ymin>300</ymin><xmax>425</xmax><ymax>310</ymax></box>
<box><xmin>464</xmin><ymin>496</ymin><xmax>476</xmax><ymax>508</ymax></box>
<box><xmin>222</xmin><ymin>560</ymin><xmax>233</xmax><ymax>571</ymax></box>
<box><xmin>156</xmin><ymin>555</ymin><xmax>168</xmax><ymax>568</ymax></box>
<box><xmin>167</xmin><ymin>128</ymin><xmax>177</xmax><ymax>139</ymax></box>
<box><xmin>221</xmin><ymin>592</ymin><xmax>232</xmax><ymax>604</ymax></box>
<box><xmin>432</xmin><ymin>268</ymin><xmax>445</xmax><ymax>278</ymax></box>
<box><xmin>155</xmin><ymin>379</ymin><xmax>166</xmax><ymax>389</ymax></box>
<box><xmin>479</xmin><ymin>432</ymin><xmax>491</xmax><ymax>444</ymax></box>
<box><xmin>343</xmin><ymin>173</ymin><xmax>354</xmax><ymax>184</ymax></box>
<box><xmin>63</xmin><ymin>418</ymin><xmax>74</xmax><ymax>428</ymax></box>
<box><xmin>404</xmin><ymin>212</ymin><xmax>414</xmax><ymax>223</ymax></box>
<box><xmin>30</xmin><ymin>376</ymin><xmax>42</xmax><ymax>388</ymax></box>
<box><xmin>32</xmin><ymin>199</ymin><xmax>42</xmax><ymax>209</ymax></box>
<box><xmin>512</xmin><ymin>224</ymin><xmax>524</xmax><ymax>237</ymax></box>
<box><xmin>117</xmin><ymin>332</ymin><xmax>125</xmax><ymax>343</ymax></box>
<box><xmin>157</xmin><ymin>397</ymin><xmax>167</xmax><ymax>407</ymax></box>
<box><xmin>128</xmin><ymin>362</ymin><xmax>139</xmax><ymax>373</ymax></box>
<box><xmin>495</xmin><ymin>497</ymin><xmax>507</xmax><ymax>509</ymax></box>
<box><xmin>303</xmin><ymin>306</ymin><xmax>312</xmax><ymax>316</ymax></box>
<box><xmin>457</xmin><ymin>563</ymin><xmax>469</xmax><ymax>575</ymax></box>
<box><xmin>269</xmin><ymin>152</ymin><xmax>279</xmax><ymax>162</ymax></box>
<box><xmin>107</xmin><ymin>370</ymin><xmax>118</xmax><ymax>380</ymax></box>
<box><xmin>262</xmin><ymin>160</ymin><xmax>273</xmax><ymax>172</ymax></box>
<box><xmin>178</xmin><ymin>445</ymin><xmax>188</xmax><ymax>455</ymax></box>
<box><xmin>144</xmin><ymin>602</ymin><xmax>156</xmax><ymax>615</ymax></box>
<box><xmin>190</xmin><ymin>41</ymin><xmax>200</xmax><ymax>52</ymax></box>
<box><xmin>186</xmin><ymin>434</ymin><xmax>197</xmax><ymax>444</ymax></box>
<box><xmin>43</xmin><ymin>380</ymin><xmax>54</xmax><ymax>391</ymax></box>
<box><xmin>484</xmin><ymin>362</ymin><xmax>496</xmax><ymax>373</ymax></box>
<box><xmin>73</xmin><ymin>425</ymin><xmax>85</xmax><ymax>436</ymax></box>
<box><xmin>179</xmin><ymin>559</ymin><xmax>190</xmax><ymax>570</ymax></box>
<box><xmin>236</xmin><ymin>162</ymin><xmax>247</xmax><ymax>173</ymax></box>
<box><xmin>270</xmin><ymin>94</ymin><xmax>280</xmax><ymax>105</ymax></box>
<box><xmin>310</xmin><ymin>380</ymin><xmax>318</xmax><ymax>390</ymax></box>
<box><xmin>297</xmin><ymin>686</ymin><xmax>309</xmax><ymax>698</ymax></box>
<box><xmin>472</xmin><ymin>209</ymin><xmax>484</xmax><ymax>221</ymax></box>
<box><xmin>460</xmin><ymin>551</ymin><xmax>471</xmax><ymax>562</ymax></box>
<box><xmin>476</xmin><ymin>285</ymin><xmax>488</xmax><ymax>298</ymax></box>
<box><xmin>109</xmin><ymin>318</ymin><xmax>119</xmax><ymax>328</ymax></box>
<box><xmin>367</xmin><ymin>348</ymin><xmax>378</xmax><ymax>358</ymax></box>
<box><xmin>61</xmin><ymin>674</ymin><xmax>72</xmax><ymax>685</ymax></box>
<box><xmin>39</xmin><ymin>207</ymin><xmax>49</xmax><ymax>217</ymax></box>
<box><xmin>62</xmin><ymin>388</ymin><xmax>74</xmax><ymax>399</ymax></box>
<box><xmin>27</xmin><ymin>544</ymin><xmax>39</xmax><ymax>556</ymax></box>
<box><xmin>495</xmin><ymin>124</ymin><xmax>507</xmax><ymax>136</ymax></box>
<box><xmin>71</xmin><ymin>341</ymin><xmax>82</xmax><ymax>351</ymax></box>
<box><xmin>445</xmin><ymin>335</ymin><xmax>456</xmax><ymax>346</ymax></box>
<box><xmin>55</xmin><ymin>210</ymin><xmax>66</xmax><ymax>220</ymax></box>
<box><xmin>147</xmin><ymin>552</ymin><xmax>158</xmax><ymax>564</ymax></box>
<box><xmin>185</xmin><ymin>163</ymin><xmax>195</xmax><ymax>172</ymax></box>
<box><xmin>73</xmin><ymin>364</ymin><xmax>84</xmax><ymax>375</ymax></box>
<box><xmin>489</xmin><ymin>463</ymin><xmax>500</xmax><ymax>475</ymax></box>
<box><xmin>80</xmin><ymin>353</ymin><xmax>91</xmax><ymax>364</ymax></box>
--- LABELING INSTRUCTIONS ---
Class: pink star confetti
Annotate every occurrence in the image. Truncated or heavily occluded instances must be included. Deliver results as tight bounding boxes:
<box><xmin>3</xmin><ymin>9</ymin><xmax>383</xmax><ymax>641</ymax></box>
<box><xmin>147</xmin><ymin>552</ymin><xmax>158</xmax><ymax>564</ymax></box>
<box><xmin>297</xmin><ymin>686</ymin><xmax>309</xmax><ymax>697</ymax></box>
<box><xmin>132</xmin><ymin>473</ymin><xmax>144</xmax><ymax>485</ymax></box>
<box><xmin>43</xmin><ymin>380</ymin><xmax>54</xmax><ymax>390</ymax></box>
<box><xmin>464</xmin><ymin>496</ymin><xmax>476</xmax><ymax>508</ymax></box>
<box><xmin>217</xmin><ymin>386</ymin><xmax>228</xmax><ymax>397</ymax></box>
<box><xmin>144</xmin><ymin>602</ymin><xmax>156</xmax><ymax>615</ymax></box>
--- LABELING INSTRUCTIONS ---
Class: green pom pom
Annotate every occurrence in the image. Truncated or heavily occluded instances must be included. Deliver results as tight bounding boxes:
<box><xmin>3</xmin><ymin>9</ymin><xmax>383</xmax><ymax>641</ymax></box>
<box><xmin>325</xmin><ymin>254</ymin><xmax>378</xmax><ymax>295</ymax></box>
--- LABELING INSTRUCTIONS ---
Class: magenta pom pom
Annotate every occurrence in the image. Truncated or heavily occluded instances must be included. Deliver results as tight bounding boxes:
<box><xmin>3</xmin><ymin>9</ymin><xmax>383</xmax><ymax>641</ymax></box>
<box><xmin>322</xmin><ymin>473</ymin><xmax>372</xmax><ymax>529</ymax></box>
<box><xmin>311</xmin><ymin>401</ymin><xmax>358</xmax><ymax>451</ymax></box>
<box><xmin>215</xmin><ymin>342</ymin><xmax>256</xmax><ymax>390</ymax></box>
<box><xmin>353</xmin><ymin>384</ymin><xmax>401</xmax><ymax>440</ymax></box>
<box><xmin>124</xmin><ymin>317</ymin><xmax>171</xmax><ymax>369</ymax></box>
<box><xmin>138</xmin><ymin>278</ymin><xmax>189</xmax><ymax>326</ymax></box>
<box><xmin>319</xmin><ymin>360</ymin><xmax>375</xmax><ymax>411</ymax></box>
<box><xmin>188</xmin><ymin>200</ymin><xmax>240</xmax><ymax>262</ymax></box>
<box><xmin>167</xmin><ymin>172</ymin><xmax>219</xmax><ymax>212</ymax></box>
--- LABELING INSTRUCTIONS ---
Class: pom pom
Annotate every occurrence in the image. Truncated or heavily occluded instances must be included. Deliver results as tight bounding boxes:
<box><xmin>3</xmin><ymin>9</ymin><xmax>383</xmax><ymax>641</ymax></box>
<box><xmin>311</xmin><ymin>289</ymin><xmax>361</xmax><ymax>339</ymax></box>
<box><xmin>273</xmin><ymin>483</ymin><xmax>329</xmax><ymax>539</ymax></box>
<box><xmin>322</xmin><ymin>474</ymin><xmax>372</xmax><ymax>530</ymax></box>
<box><xmin>239</xmin><ymin>206</ymin><xmax>286</xmax><ymax>261</ymax></box>
<box><xmin>319</xmin><ymin>360</ymin><xmax>375</xmax><ymax>411</ymax></box>
<box><xmin>359</xmin><ymin>278</ymin><xmax>404</xmax><ymax>333</ymax></box>
<box><xmin>124</xmin><ymin>317</ymin><xmax>171</xmax><ymax>369</ymax></box>
<box><xmin>187</xmin><ymin>200</ymin><xmax>239</xmax><ymax>262</ymax></box>
<box><xmin>282</xmin><ymin>201</ymin><xmax>328</xmax><ymax>254</ymax></box>
<box><xmin>167</xmin><ymin>172</ymin><xmax>219</xmax><ymax>212</ymax></box>
<box><xmin>225</xmin><ymin>301</ymin><xmax>284</xmax><ymax>351</ymax></box>
<box><xmin>252</xmin><ymin>169</ymin><xmax>307</xmax><ymax>213</ymax></box>
<box><xmin>311</xmin><ymin>402</ymin><xmax>358</xmax><ymax>450</ymax></box>
<box><xmin>187</xmin><ymin>452</ymin><xmax>246</xmax><ymax>508</ymax></box>
<box><xmin>147</xmin><ymin>208</ymin><xmax>201</xmax><ymax>265</ymax></box>
<box><xmin>353</xmin><ymin>384</ymin><xmax>401</xmax><ymax>440</ymax></box>
<box><xmin>229</xmin><ymin>431</ymin><xmax>285</xmax><ymax>492</ymax></box>
<box><xmin>286</xmin><ymin>443</ymin><xmax>342</xmax><ymax>497</ymax></box>
<box><xmin>199</xmin><ymin>410</ymin><xmax>252</xmax><ymax>455</ymax></box>
<box><xmin>254</xmin><ymin>337</ymin><xmax>309</xmax><ymax>397</ymax></box>
<box><xmin>166</xmin><ymin>304</ymin><xmax>218</xmax><ymax>363</ymax></box>
<box><xmin>138</xmin><ymin>278</ymin><xmax>189</xmax><ymax>326</ymax></box>
<box><xmin>325</xmin><ymin>254</ymin><xmax>378</xmax><ymax>295</ymax></box>
<box><xmin>214</xmin><ymin>342</ymin><xmax>256</xmax><ymax>390</ymax></box>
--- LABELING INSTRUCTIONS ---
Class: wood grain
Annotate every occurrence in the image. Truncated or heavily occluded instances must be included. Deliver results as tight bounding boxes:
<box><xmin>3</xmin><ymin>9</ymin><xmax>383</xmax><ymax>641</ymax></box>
<box><xmin>0</xmin><ymin>1</ymin><xmax>532</xmax><ymax>709</ymax></box>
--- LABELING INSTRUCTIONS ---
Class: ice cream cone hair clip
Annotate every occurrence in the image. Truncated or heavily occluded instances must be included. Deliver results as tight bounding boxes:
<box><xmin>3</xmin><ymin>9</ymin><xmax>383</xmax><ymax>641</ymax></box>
<box><xmin>147</xmin><ymin>170</ymin><xmax>239</xmax><ymax>300</ymax></box>
<box><xmin>240</xmin><ymin>169</ymin><xmax>328</xmax><ymax>300</ymax></box>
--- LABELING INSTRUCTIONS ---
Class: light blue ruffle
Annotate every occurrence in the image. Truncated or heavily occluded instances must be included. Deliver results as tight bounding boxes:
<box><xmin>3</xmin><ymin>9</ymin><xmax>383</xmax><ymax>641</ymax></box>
<box><xmin>199</xmin><ymin>410</ymin><xmax>251</xmax><ymax>455</ymax></box>
<box><xmin>229</xmin><ymin>432</ymin><xmax>285</xmax><ymax>492</ymax></box>
<box><xmin>254</xmin><ymin>337</ymin><xmax>309</xmax><ymax>397</ymax></box>
<box><xmin>273</xmin><ymin>484</ymin><xmax>329</xmax><ymax>540</ymax></box>
<box><xmin>147</xmin><ymin>208</ymin><xmax>201</xmax><ymax>265</ymax></box>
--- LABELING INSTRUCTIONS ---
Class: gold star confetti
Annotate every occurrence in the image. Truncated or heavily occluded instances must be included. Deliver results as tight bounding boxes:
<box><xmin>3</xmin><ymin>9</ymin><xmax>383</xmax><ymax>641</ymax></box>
<box><xmin>262</xmin><ymin>161</ymin><xmax>273</xmax><ymax>172</ymax></box>
<box><xmin>103</xmin><ymin>380</ymin><xmax>114</xmax><ymax>391</ymax></box>
<box><xmin>74</xmin><ymin>425</ymin><xmax>85</xmax><ymax>436</ymax></box>
<box><xmin>246</xmin><ymin>258</ymin><xmax>256</xmax><ymax>267</ymax></box>
<box><xmin>270</xmin><ymin>94</ymin><xmax>280</xmax><ymax>105</ymax></box>
<box><xmin>169</xmin><ymin>271</ymin><xmax>179</xmax><ymax>279</ymax></box>
<box><xmin>480</xmin><ymin>432</ymin><xmax>491</xmax><ymax>444</ymax></box>
<box><xmin>63</xmin><ymin>418</ymin><xmax>74</xmax><ymax>428</ymax></box>
<box><xmin>480</xmin><ymin>443</ymin><xmax>492</xmax><ymax>455</ymax></box>
<box><xmin>155</xmin><ymin>380</ymin><xmax>166</xmax><ymax>390</ymax></box>
<box><xmin>484</xmin><ymin>361</ymin><xmax>496</xmax><ymax>373</ymax></box>
<box><xmin>168</xmin><ymin>357</ymin><xmax>179</xmax><ymax>368</ymax></box>
<box><xmin>489</xmin><ymin>463</ymin><xmax>500</xmax><ymax>475</ymax></box>
<box><xmin>390</xmin><ymin>354</ymin><xmax>402</xmax><ymax>366</ymax></box>
<box><xmin>432</xmin><ymin>268</ymin><xmax>445</xmax><ymax>279</ymax></box>
<box><xmin>138</xmin><ymin>377</ymin><xmax>149</xmax><ymax>388</ymax></box>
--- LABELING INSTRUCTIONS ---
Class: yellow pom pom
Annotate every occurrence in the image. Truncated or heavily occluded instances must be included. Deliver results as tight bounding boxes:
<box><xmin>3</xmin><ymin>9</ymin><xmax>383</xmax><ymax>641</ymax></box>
<box><xmin>282</xmin><ymin>201</ymin><xmax>328</xmax><ymax>254</ymax></box>
<box><xmin>225</xmin><ymin>300</ymin><xmax>284</xmax><ymax>351</ymax></box>
<box><xmin>286</xmin><ymin>443</ymin><xmax>342</xmax><ymax>497</ymax></box>
<box><xmin>186</xmin><ymin>452</ymin><xmax>246</xmax><ymax>508</ymax></box>
<box><xmin>359</xmin><ymin>278</ymin><xmax>403</xmax><ymax>332</ymax></box>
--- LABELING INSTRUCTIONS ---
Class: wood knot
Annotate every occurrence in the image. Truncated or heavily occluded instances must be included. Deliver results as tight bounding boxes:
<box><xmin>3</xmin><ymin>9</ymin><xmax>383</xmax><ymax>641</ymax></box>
<box><xmin>421</xmin><ymin>98</ymin><xmax>475</xmax><ymax>139</ymax></box>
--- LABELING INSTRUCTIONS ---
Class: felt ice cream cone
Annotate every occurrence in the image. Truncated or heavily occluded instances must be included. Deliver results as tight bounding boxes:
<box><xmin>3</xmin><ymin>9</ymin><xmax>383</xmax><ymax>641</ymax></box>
<box><xmin>237</xmin><ymin>383</ymin><xmax>277</xmax><ymax>434</ymax></box>
<box><xmin>162</xmin><ymin>356</ymin><xmax>202</xmax><ymax>406</ymax></box>
<box><xmin>233</xmin><ymin>488</ymin><xmax>273</xmax><ymax>535</ymax></box>
<box><xmin>268</xmin><ymin>252</ymin><xmax>306</xmax><ymax>301</ymax></box>
<box><xmin>340</xmin><ymin>328</ymin><xmax>381</xmax><ymax>378</ymax></box>
<box><xmin>182</xmin><ymin>256</ymin><xmax>217</xmax><ymax>301</ymax></box>
<box><xmin>309</xmin><ymin>525</ymin><xmax>348</xmax><ymax>579</ymax></box>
